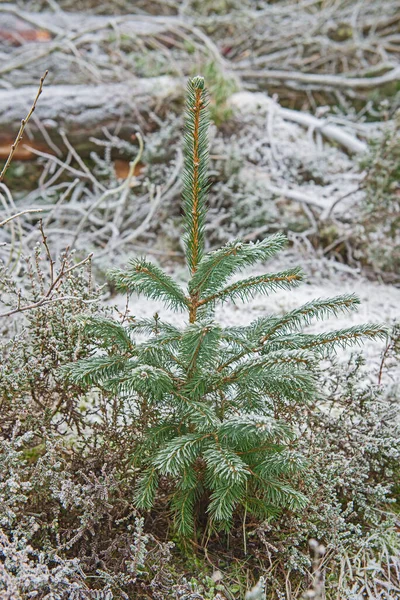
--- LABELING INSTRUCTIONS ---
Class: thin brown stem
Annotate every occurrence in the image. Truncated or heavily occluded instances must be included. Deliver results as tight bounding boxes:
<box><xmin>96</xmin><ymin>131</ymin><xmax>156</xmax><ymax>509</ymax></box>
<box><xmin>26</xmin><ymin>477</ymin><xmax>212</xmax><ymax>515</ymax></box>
<box><xmin>39</xmin><ymin>220</ymin><xmax>54</xmax><ymax>286</ymax></box>
<box><xmin>0</xmin><ymin>252</ymin><xmax>93</xmax><ymax>319</ymax></box>
<box><xmin>0</xmin><ymin>70</ymin><xmax>48</xmax><ymax>183</ymax></box>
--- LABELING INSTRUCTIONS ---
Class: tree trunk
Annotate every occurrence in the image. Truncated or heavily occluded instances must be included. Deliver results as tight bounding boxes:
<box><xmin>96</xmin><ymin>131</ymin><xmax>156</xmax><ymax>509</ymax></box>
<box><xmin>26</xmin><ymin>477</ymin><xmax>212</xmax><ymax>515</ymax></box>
<box><xmin>0</xmin><ymin>77</ymin><xmax>183</xmax><ymax>157</ymax></box>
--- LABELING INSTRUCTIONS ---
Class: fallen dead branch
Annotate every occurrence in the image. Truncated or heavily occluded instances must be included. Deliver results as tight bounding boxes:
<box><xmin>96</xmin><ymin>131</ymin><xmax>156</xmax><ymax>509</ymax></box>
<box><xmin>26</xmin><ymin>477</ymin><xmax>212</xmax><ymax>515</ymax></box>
<box><xmin>237</xmin><ymin>66</ymin><xmax>400</xmax><ymax>92</ymax></box>
<box><xmin>0</xmin><ymin>82</ymin><xmax>369</xmax><ymax>158</ymax></box>
<box><xmin>0</xmin><ymin>1</ymin><xmax>399</xmax><ymax>113</ymax></box>
<box><xmin>0</xmin><ymin>78</ymin><xmax>182</xmax><ymax>153</ymax></box>
<box><xmin>229</xmin><ymin>91</ymin><xmax>367</xmax><ymax>154</ymax></box>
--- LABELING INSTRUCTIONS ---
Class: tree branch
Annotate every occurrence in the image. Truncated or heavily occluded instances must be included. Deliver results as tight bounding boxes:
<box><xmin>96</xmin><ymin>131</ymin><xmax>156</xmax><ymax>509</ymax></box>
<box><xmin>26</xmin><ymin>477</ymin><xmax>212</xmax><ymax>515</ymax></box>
<box><xmin>0</xmin><ymin>70</ymin><xmax>48</xmax><ymax>182</ymax></box>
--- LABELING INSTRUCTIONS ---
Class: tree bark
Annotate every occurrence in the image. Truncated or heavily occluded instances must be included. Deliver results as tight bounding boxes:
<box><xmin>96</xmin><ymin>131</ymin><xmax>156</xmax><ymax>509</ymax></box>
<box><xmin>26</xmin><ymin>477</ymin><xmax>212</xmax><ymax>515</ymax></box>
<box><xmin>0</xmin><ymin>81</ymin><xmax>370</xmax><ymax>161</ymax></box>
<box><xmin>0</xmin><ymin>77</ymin><xmax>183</xmax><ymax>157</ymax></box>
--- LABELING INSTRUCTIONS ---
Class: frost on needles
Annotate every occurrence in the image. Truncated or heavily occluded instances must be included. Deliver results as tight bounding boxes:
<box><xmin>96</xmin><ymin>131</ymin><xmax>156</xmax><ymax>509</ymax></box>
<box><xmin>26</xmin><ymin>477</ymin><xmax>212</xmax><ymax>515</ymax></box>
<box><xmin>67</xmin><ymin>77</ymin><xmax>386</xmax><ymax>537</ymax></box>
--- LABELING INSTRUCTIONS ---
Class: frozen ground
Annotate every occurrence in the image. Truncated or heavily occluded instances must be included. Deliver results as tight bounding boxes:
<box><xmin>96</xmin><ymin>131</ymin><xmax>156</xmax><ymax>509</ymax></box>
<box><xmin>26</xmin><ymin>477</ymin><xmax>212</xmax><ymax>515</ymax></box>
<box><xmin>113</xmin><ymin>253</ymin><xmax>400</xmax><ymax>384</ymax></box>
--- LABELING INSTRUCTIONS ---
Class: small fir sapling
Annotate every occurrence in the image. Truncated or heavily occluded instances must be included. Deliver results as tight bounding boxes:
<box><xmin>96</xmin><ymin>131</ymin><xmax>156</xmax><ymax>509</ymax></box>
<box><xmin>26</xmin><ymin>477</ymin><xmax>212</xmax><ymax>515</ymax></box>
<box><xmin>67</xmin><ymin>77</ymin><xmax>386</xmax><ymax>537</ymax></box>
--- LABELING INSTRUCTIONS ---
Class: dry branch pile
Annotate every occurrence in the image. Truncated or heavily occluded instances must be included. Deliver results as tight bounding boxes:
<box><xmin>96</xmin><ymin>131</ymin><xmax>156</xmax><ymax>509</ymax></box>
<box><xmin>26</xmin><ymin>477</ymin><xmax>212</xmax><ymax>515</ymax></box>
<box><xmin>1</xmin><ymin>0</ymin><xmax>400</xmax><ymax>105</ymax></box>
<box><xmin>0</xmin><ymin>0</ymin><xmax>399</xmax><ymax>278</ymax></box>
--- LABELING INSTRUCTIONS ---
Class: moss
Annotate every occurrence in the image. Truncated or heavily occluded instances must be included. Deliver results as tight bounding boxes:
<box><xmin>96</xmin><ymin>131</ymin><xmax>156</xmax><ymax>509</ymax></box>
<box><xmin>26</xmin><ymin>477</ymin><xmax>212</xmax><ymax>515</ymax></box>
<box><xmin>21</xmin><ymin>443</ymin><xmax>46</xmax><ymax>464</ymax></box>
<box><xmin>3</xmin><ymin>162</ymin><xmax>43</xmax><ymax>193</ymax></box>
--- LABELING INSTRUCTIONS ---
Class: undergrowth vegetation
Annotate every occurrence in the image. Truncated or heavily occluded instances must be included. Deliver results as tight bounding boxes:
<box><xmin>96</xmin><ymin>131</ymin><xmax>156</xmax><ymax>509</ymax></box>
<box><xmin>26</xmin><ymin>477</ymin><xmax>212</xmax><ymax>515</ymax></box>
<box><xmin>0</xmin><ymin>78</ymin><xmax>399</xmax><ymax>599</ymax></box>
<box><xmin>356</xmin><ymin>113</ymin><xmax>400</xmax><ymax>278</ymax></box>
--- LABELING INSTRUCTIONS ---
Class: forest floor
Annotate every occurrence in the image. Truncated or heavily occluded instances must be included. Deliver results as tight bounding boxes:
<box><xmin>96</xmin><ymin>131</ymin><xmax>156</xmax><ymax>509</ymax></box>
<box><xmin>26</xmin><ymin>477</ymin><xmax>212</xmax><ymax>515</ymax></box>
<box><xmin>1</xmin><ymin>2</ymin><xmax>400</xmax><ymax>599</ymax></box>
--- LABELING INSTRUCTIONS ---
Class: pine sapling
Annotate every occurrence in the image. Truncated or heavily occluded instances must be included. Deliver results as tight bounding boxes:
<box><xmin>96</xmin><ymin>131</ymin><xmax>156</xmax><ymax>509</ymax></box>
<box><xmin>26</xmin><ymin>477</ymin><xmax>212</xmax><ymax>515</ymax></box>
<box><xmin>67</xmin><ymin>77</ymin><xmax>386</xmax><ymax>537</ymax></box>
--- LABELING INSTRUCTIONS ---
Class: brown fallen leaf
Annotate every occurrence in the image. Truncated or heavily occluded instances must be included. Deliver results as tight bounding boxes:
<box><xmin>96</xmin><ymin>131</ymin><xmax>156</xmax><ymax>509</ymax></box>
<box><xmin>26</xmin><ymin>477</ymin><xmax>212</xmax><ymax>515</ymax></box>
<box><xmin>0</xmin><ymin>141</ymin><xmax>50</xmax><ymax>161</ymax></box>
<box><xmin>114</xmin><ymin>159</ymin><xmax>144</xmax><ymax>180</ymax></box>
<box><xmin>0</xmin><ymin>27</ymin><xmax>51</xmax><ymax>45</ymax></box>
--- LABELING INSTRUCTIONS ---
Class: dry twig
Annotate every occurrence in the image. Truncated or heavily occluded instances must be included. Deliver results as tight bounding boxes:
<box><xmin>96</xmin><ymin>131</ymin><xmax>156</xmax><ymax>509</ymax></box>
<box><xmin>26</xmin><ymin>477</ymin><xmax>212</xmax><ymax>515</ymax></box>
<box><xmin>0</xmin><ymin>70</ymin><xmax>48</xmax><ymax>182</ymax></box>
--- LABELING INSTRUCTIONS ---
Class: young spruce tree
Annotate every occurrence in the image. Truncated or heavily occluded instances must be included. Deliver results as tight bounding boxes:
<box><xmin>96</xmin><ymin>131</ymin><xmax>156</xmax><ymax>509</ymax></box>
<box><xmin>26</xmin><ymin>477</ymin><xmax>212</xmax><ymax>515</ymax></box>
<box><xmin>68</xmin><ymin>77</ymin><xmax>385</xmax><ymax>537</ymax></box>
